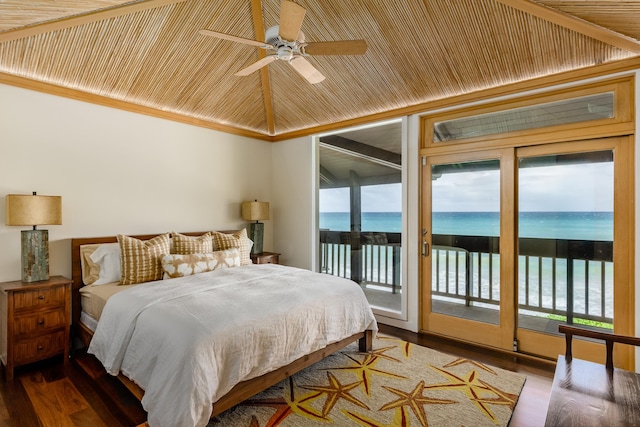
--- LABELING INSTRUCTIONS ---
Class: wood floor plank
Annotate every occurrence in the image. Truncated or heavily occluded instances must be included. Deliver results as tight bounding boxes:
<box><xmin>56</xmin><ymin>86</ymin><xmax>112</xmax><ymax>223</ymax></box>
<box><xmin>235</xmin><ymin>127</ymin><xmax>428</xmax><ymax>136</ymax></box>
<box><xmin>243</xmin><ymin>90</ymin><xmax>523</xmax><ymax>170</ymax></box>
<box><xmin>0</xmin><ymin>388</ymin><xmax>10</xmax><ymax>421</ymax></box>
<box><xmin>0</xmin><ymin>368</ymin><xmax>41</xmax><ymax>427</ymax></box>
<box><xmin>53</xmin><ymin>378</ymin><xmax>89</xmax><ymax>415</ymax></box>
<box><xmin>510</xmin><ymin>375</ymin><xmax>551</xmax><ymax>426</ymax></box>
<box><xmin>69</xmin><ymin>406</ymin><xmax>110</xmax><ymax>427</ymax></box>
<box><xmin>20</xmin><ymin>372</ymin><xmax>75</xmax><ymax>427</ymax></box>
<box><xmin>65</xmin><ymin>363</ymin><xmax>135</xmax><ymax>427</ymax></box>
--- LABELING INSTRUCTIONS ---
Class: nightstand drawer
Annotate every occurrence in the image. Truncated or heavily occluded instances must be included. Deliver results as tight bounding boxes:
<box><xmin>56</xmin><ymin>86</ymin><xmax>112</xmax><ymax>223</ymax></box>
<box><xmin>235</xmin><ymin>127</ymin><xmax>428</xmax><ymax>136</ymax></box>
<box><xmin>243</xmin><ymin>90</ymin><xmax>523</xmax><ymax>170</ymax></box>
<box><xmin>13</xmin><ymin>286</ymin><xmax>66</xmax><ymax>311</ymax></box>
<box><xmin>13</xmin><ymin>331</ymin><xmax>66</xmax><ymax>364</ymax></box>
<box><xmin>0</xmin><ymin>276</ymin><xmax>72</xmax><ymax>380</ymax></box>
<box><xmin>13</xmin><ymin>310</ymin><xmax>66</xmax><ymax>337</ymax></box>
<box><xmin>251</xmin><ymin>252</ymin><xmax>280</xmax><ymax>264</ymax></box>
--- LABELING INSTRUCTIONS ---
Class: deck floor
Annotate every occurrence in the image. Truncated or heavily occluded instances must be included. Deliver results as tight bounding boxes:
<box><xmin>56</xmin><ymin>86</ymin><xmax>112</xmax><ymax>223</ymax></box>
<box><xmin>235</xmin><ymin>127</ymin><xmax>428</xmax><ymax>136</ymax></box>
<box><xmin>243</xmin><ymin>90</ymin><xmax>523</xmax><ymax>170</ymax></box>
<box><xmin>433</xmin><ymin>298</ymin><xmax>567</xmax><ymax>334</ymax></box>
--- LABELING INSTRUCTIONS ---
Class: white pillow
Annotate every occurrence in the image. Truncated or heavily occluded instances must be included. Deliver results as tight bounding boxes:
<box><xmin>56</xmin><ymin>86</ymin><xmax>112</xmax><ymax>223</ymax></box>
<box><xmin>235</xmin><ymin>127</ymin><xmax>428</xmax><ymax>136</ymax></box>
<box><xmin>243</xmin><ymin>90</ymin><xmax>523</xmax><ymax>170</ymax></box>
<box><xmin>90</xmin><ymin>243</ymin><xmax>122</xmax><ymax>285</ymax></box>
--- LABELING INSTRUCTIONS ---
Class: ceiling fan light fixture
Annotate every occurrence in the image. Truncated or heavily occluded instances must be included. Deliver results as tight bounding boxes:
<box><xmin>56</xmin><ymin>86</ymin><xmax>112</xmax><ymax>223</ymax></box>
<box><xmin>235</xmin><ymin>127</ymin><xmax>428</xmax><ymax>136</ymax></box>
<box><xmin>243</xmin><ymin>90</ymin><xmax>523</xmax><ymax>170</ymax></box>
<box><xmin>277</xmin><ymin>46</ymin><xmax>294</xmax><ymax>61</ymax></box>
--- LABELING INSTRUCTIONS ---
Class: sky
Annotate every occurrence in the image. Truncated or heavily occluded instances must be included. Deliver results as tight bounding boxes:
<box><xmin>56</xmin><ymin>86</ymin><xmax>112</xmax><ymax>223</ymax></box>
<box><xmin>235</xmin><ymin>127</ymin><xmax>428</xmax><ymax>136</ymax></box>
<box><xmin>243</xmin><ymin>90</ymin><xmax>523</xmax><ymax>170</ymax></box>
<box><xmin>320</xmin><ymin>162</ymin><xmax>613</xmax><ymax>213</ymax></box>
<box><xmin>433</xmin><ymin>162</ymin><xmax>613</xmax><ymax>212</ymax></box>
<box><xmin>320</xmin><ymin>184</ymin><xmax>401</xmax><ymax>212</ymax></box>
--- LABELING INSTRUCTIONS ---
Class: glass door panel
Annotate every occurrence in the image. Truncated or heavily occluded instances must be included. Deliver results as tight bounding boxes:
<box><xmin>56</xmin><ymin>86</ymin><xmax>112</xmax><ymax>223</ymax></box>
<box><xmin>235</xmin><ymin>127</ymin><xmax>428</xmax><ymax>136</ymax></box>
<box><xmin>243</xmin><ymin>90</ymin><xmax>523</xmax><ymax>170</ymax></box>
<box><xmin>318</xmin><ymin>120</ymin><xmax>404</xmax><ymax>317</ymax></box>
<box><xmin>517</xmin><ymin>151</ymin><xmax>614</xmax><ymax>334</ymax></box>
<box><xmin>514</xmin><ymin>138</ymin><xmax>633</xmax><ymax>367</ymax></box>
<box><xmin>431</xmin><ymin>159</ymin><xmax>501</xmax><ymax>325</ymax></box>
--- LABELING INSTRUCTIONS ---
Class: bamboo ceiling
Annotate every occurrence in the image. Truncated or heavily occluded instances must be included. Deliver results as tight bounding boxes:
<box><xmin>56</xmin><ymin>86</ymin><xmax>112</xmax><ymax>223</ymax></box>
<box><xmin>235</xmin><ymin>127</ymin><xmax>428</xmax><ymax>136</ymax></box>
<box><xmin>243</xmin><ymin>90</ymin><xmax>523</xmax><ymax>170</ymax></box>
<box><xmin>0</xmin><ymin>0</ymin><xmax>638</xmax><ymax>140</ymax></box>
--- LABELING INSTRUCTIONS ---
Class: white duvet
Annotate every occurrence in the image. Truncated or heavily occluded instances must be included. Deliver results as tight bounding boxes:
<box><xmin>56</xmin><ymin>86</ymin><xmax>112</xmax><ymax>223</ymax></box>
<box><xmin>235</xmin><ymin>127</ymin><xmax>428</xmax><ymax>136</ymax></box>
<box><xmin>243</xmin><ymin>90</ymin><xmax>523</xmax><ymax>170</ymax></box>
<box><xmin>88</xmin><ymin>264</ymin><xmax>378</xmax><ymax>427</ymax></box>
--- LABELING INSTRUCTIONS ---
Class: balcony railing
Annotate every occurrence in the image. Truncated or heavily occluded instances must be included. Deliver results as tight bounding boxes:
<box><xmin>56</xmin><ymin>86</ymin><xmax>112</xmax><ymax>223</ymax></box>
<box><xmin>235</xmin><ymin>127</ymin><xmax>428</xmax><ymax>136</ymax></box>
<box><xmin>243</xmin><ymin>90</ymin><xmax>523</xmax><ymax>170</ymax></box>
<box><xmin>432</xmin><ymin>234</ymin><xmax>613</xmax><ymax>325</ymax></box>
<box><xmin>319</xmin><ymin>231</ymin><xmax>614</xmax><ymax>325</ymax></box>
<box><xmin>319</xmin><ymin>230</ymin><xmax>401</xmax><ymax>293</ymax></box>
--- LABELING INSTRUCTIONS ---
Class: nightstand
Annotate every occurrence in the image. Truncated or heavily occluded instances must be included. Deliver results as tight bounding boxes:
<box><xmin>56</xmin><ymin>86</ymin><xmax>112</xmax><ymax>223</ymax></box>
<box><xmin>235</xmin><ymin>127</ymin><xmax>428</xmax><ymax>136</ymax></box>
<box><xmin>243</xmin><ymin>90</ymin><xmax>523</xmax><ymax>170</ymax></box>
<box><xmin>250</xmin><ymin>252</ymin><xmax>281</xmax><ymax>265</ymax></box>
<box><xmin>0</xmin><ymin>276</ymin><xmax>72</xmax><ymax>380</ymax></box>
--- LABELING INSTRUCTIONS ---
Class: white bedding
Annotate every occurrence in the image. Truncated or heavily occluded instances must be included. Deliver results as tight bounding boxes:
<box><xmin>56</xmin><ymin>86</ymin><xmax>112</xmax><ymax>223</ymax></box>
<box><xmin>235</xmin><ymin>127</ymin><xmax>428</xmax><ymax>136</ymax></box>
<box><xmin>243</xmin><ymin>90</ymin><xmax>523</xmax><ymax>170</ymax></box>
<box><xmin>88</xmin><ymin>264</ymin><xmax>377</xmax><ymax>427</ymax></box>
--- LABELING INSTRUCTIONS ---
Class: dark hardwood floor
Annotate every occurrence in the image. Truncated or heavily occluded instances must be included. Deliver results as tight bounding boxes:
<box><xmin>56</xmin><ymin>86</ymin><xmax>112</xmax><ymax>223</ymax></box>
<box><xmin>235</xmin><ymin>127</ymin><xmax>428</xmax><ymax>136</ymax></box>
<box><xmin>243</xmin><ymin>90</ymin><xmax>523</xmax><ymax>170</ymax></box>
<box><xmin>0</xmin><ymin>325</ymin><xmax>554</xmax><ymax>426</ymax></box>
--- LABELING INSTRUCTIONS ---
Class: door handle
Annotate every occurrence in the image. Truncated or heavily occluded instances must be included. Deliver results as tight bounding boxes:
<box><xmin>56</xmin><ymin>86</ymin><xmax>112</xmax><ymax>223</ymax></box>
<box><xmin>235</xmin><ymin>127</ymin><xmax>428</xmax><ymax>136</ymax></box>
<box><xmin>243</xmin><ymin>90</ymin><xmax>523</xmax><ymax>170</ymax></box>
<box><xmin>421</xmin><ymin>229</ymin><xmax>429</xmax><ymax>257</ymax></box>
<box><xmin>422</xmin><ymin>240</ymin><xmax>429</xmax><ymax>257</ymax></box>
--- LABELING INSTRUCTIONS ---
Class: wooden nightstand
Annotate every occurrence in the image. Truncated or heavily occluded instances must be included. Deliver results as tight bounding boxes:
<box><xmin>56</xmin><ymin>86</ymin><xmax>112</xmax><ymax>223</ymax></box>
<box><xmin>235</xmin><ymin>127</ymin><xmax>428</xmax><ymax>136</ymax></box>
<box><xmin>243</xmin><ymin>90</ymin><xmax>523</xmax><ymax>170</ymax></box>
<box><xmin>250</xmin><ymin>252</ymin><xmax>281</xmax><ymax>265</ymax></box>
<box><xmin>0</xmin><ymin>276</ymin><xmax>72</xmax><ymax>380</ymax></box>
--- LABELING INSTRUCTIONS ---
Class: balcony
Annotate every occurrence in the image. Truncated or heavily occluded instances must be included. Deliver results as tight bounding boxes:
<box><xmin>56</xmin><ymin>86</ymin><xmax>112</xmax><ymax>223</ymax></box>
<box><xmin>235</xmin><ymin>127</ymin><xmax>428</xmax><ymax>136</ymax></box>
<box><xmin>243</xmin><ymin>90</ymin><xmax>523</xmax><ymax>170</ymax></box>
<box><xmin>319</xmin><ymin>231</ymin><xmax>614</xmax><ymax>331</ymax></box>
<box><xmin>319</xmin><ymin>230</ymin><xmax>401</xmax><ymax>311</ymax></box>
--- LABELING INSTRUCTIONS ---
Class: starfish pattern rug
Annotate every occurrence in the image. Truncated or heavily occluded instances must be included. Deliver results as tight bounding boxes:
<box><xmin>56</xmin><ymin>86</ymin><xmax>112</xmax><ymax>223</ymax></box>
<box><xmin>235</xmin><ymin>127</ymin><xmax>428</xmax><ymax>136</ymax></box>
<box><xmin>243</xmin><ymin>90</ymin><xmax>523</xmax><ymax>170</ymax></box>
<box><xmin>209</xmin><ymin>334</ymin><xmax>526</xmax><ymax>426</ymax></box>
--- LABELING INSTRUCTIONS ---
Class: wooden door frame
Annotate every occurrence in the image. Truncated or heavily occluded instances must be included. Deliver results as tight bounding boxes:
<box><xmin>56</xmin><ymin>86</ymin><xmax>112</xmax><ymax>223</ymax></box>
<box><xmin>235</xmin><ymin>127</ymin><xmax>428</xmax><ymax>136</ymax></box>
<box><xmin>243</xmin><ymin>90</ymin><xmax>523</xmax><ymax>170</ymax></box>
<box><xmin>515</xmin><ymin>136</ymin><xmax>635</xmax><ymax>369</ymax></box>
<box><xmin>421</xmin><ymin>148</ymin><xmax>516</xmax><ymax>351</ymax></box>
<box><xmin>420</xmin><ymin>136</ymin><xmax>634</xmax><ymax>367</ymax></box>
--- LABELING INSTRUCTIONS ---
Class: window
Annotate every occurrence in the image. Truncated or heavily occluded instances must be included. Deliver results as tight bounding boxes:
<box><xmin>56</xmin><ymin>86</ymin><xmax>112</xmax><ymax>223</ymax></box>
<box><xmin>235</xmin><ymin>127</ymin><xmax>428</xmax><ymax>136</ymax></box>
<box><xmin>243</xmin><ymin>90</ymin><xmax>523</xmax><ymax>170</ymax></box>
<box><xmin>318</xmin><ymin>120</ymin><xmax>404</xmax><ymax>315</ymax></box>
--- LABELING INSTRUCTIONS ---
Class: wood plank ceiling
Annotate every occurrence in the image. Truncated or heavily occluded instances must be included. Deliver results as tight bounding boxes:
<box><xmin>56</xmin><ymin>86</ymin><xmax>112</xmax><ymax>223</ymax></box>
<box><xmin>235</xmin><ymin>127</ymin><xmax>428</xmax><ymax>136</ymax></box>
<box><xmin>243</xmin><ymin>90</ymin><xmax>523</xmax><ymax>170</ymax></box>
<box><xmin>0</xmin><ymin>0</ymin><xmax>638</xmax><ymax>140</ymax></box>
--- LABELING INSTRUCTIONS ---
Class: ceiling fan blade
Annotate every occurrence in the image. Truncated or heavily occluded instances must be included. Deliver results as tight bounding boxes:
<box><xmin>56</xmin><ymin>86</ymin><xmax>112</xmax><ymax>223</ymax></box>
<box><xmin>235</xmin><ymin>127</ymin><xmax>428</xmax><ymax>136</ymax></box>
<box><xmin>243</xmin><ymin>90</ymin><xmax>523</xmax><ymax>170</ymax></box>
<box><xmin>235</xmin><ymin>56</ymin><xmax>277</xmax><ymax>76</ymax></box>
<box><xmin>304</xmin><ymin>40</ymin><xmax>368</xmax><ymax>55</ymax></box>
<box><xmin>290</xmin><ymin>56</ymin><xmax>325</xmax><ymax>84</ymax></box>
<box><xmin>279</xmin><ymin>1</ymin><xmax>306</xmax><ymax>41</ymax></box>
<box><xmin>199</xmin><ymin>29</ymin><xmax>267</xmax><ymax>48</ymax></box>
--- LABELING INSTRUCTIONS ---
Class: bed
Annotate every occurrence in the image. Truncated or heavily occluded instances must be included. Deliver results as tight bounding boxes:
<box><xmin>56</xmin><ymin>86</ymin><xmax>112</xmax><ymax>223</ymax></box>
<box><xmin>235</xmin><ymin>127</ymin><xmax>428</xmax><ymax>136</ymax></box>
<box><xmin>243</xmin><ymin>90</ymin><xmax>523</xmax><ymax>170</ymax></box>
<box><xmin>70</xmin><ymin>231</ymin><xmax>377</xmax><ymax>427</ymax></box>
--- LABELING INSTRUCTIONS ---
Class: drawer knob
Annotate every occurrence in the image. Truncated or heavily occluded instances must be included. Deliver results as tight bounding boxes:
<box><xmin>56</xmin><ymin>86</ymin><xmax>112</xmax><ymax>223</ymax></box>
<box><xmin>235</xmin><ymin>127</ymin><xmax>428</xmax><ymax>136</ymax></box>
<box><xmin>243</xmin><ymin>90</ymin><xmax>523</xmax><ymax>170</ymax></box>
<box><xmin>38</xmin><ymin>320</ymin><xmax>44</xmax><ymax>325</ymax></box>
<box><xmin>38</xmin><ymin>295</ymin><xmax>45</xmax><ymax>300</ymax></box>
<box><xmin>37</xmin><ymin>346</ymin><xmax>44</xmax><ymax>351</ymax></box>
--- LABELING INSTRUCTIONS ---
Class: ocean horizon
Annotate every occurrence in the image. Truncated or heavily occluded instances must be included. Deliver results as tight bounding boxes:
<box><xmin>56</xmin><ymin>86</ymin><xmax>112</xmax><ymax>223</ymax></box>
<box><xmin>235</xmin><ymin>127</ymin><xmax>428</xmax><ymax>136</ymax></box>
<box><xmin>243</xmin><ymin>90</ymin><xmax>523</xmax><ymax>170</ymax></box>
<box><xmin>320</xmin><ymin>211</ymin><xmax>614</xmax><ymax>317</ymax></box>
<box><xmin>320</xmin><ymin>211</ymin><xmax>613</xmax><ymax>241</ymax></box>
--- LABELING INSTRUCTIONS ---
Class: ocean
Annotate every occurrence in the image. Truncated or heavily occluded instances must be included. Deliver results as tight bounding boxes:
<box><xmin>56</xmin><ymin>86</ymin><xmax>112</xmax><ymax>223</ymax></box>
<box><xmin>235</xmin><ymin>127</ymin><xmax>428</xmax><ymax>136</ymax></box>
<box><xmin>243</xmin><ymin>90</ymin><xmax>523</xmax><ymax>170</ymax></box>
<box><xmin>320</xmin><ymin>211</ymin><xmax>614</xmax><ymax>319</ymax></box>
<box><xmin>319</xmin><ymin>211</ymin><xmax>613</xmax><ymax>241</ymax></box>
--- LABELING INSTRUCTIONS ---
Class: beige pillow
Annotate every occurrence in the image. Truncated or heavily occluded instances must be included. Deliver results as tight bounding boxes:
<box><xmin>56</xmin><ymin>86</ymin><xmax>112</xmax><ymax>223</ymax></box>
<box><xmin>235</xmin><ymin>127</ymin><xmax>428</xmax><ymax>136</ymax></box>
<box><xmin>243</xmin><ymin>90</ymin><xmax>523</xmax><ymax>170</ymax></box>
<box><xmin>79</xmin><ymin>242</ymin><xmax>122</xmax><ymax>285</ymax></box>
<box><xmin>161</xmin><ymin>248</ymin><xmax>240</xmax><ymax>279</ymax></box>
<box><xmin>80</xmin><ymin>244</ymin><xmax>101</xmax><ymax>285</ymax></box>
<box><xmin>211</xmin><ymin>229</ymin><xmax>253</xmax><ymax>266</ymax></box>
<box><xmin>172</xmin><ymin>232</ymin><xmax>213</xmax><ymax>254</ymax></box>
<box><xmin>118</xmin><ymin>233</ymin><xmax>171</xmax><ymax>285</ymax></box>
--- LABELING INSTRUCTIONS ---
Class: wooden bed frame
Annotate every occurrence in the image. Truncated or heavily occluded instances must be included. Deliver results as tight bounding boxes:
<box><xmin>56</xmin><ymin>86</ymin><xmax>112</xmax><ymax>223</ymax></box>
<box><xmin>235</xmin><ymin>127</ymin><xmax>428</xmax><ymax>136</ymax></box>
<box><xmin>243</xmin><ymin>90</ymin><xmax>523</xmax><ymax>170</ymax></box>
<box><xmin>70</xmin><ymin>231</ymin><xmax>373</xmax><ymax>419</ymax></box>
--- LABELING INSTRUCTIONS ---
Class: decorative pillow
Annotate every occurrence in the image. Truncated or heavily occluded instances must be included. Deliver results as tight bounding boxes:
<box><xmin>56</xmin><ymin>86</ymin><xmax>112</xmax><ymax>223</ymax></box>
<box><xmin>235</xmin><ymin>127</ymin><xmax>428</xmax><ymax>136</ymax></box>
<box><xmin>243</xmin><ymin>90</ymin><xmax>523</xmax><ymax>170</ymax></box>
<box><xmin>172</xmin><ymin>232</ymin><xmax>213</xmax><ymax>255</ymax></box>
<box><xmin>161</xmin><ymin>248</ymin><xmax>240</xmax><ymax>279</ymax></box>
<box><xmin>118</xmin><ymin>233</ymin><xmax>171</xmax><ymax>285</ymax></box>
<box><xmin>90</xmin><ymin>243</ymin><xmax>122</xmax><ymax>285</ymax></box>
<box><xmin>211</xmin><ymin>229</ymin><xmax>253</xmax><ymax>266</ymax></box>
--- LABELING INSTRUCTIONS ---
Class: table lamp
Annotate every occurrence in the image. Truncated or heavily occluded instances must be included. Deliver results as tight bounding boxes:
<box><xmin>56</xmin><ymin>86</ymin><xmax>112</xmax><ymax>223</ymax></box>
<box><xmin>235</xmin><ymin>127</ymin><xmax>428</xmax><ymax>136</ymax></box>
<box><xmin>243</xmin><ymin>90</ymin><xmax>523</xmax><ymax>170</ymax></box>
<box><xmin>241</xmin><ymin>200</ymin><xmax>269</xmax><ymax>254</ymax></box>
<box><xmin>5</xmin><ymin>192</ymin><xmax>62</xmax><ymax>282</ymax></box>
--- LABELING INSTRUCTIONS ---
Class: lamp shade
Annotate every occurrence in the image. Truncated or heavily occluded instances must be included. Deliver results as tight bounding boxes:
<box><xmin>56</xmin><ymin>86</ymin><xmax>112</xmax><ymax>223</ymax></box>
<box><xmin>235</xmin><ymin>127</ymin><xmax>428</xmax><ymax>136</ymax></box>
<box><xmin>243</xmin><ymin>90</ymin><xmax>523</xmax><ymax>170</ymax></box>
<box><xmin>6</xmin><ymin>194</ymin><xmax>62</xmax><ymax>226</ymax></box>
<box><xmin>241</xmin><ymin>201</ymin><xmax>270</xmax><ymax>222</ymax></box>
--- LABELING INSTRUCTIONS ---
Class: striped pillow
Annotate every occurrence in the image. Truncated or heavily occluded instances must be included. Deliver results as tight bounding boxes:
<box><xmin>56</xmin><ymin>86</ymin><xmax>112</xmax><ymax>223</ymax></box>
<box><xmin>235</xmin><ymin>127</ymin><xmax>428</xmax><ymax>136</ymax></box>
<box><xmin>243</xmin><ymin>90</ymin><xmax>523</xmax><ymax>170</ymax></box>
<box><xmin>211</xmin><ymin>229</ymin><xmax>253</xmax><ymax>266</ymax></box>
<box><xmin>118</xmin><ymin>233</ymin><xmax>171</xmax><ymax>285</ymax></box>
<box><xmin>172</xmin><ymin>232</ymin><xmax>213</xmax><ymax>254</ymax></box>
<box><xmin>161</xmin><ymin>248</ymin><xmax>240</xmax><ymax>279</ymax></box>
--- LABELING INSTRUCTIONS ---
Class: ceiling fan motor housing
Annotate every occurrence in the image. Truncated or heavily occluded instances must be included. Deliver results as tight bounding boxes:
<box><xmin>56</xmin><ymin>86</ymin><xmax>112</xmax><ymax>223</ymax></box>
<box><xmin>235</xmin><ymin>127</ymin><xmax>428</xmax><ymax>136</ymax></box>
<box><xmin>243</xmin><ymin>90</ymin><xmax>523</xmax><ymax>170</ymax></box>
<box><xmin>266</xmin><ymin>25</ymin><xmax>304</xmax><ymax>47</ymax></box>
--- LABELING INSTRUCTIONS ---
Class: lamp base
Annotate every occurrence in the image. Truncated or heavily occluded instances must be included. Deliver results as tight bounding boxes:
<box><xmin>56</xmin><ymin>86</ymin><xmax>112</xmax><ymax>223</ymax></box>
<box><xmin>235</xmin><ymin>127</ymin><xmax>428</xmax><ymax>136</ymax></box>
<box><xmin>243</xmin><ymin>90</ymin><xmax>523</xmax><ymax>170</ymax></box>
<box><xmin>248</xmin><ymin>222</ymin><xmax>264</xmax><ymax>255</ymax></box>
<box><xmin>21</xmin><ymin>229</ymin><xmax>49</xmax><ymax>282</ymax></box>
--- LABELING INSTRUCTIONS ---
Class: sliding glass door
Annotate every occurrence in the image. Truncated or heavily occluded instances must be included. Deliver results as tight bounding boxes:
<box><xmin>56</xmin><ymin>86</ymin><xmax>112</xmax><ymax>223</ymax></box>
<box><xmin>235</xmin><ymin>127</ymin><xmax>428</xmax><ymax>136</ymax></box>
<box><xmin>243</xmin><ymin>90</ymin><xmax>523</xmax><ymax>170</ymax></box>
<box><xmin>317</xmin><ymin>120</ymin><xmax>405</xmax><ymax>318</ymax></box>
<box><xmin>422</xmin><ymin>149</ymin><xmax>515</xmax><ymax>350</ymax></box>
<box><xmin>422</xmin><ymin>138</ymin><xmax>634</xmax><ymax>365</ymax></box>
<box><xmin>515</xmin><ymin>138</ymin><xmax>634</xmax><ymax>366</ymax></box>
<box><xmin>419</xmin><ymin>78</ymin><xmax>634</xmax><ymax>366</ymax></box>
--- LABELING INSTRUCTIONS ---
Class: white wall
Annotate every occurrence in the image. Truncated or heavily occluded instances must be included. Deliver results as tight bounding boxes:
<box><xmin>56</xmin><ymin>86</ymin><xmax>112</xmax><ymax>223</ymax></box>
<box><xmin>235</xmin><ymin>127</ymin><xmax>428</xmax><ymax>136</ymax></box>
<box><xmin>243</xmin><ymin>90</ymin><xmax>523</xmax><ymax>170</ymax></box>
<box><xmin>0</xmin><ymin>83</ymin><xmax>273</xmax><ymax>282</ymax></box>
<box><xmin>271</xmin><ymin>136</ymin><xmax>315</xmax><ymax>269</ymax></box>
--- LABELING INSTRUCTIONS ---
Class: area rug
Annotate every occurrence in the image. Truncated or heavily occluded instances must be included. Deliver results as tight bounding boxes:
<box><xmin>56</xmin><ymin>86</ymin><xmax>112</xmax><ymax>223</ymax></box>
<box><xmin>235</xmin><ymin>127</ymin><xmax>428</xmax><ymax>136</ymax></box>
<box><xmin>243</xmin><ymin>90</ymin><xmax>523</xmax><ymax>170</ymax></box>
<box><xmin>210</xmin><ymin>335</ymin><xmax>526</xmax><ymax>426</ymax></box>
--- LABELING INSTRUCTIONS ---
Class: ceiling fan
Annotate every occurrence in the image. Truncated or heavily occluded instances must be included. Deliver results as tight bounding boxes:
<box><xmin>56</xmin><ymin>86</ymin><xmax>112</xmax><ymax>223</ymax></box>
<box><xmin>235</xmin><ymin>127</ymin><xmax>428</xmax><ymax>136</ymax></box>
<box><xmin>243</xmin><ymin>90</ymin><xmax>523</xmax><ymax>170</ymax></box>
<box><xmin>199</xmin><ymin>1</ymin><xmax>367</xmax><ymax>84</ymax></box>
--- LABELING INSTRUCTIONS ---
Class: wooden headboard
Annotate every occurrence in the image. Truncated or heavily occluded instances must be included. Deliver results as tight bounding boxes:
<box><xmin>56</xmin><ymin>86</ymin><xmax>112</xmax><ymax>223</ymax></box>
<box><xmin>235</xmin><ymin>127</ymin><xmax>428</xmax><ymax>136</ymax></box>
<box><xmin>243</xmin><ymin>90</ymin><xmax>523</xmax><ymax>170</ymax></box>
<box><xmin>70</xmin><ymin>231</ymin><xmax>238</xmax><ymax>332</ymax></box>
